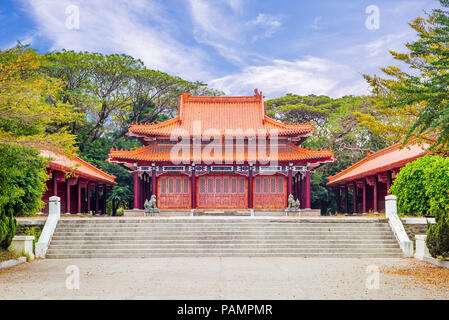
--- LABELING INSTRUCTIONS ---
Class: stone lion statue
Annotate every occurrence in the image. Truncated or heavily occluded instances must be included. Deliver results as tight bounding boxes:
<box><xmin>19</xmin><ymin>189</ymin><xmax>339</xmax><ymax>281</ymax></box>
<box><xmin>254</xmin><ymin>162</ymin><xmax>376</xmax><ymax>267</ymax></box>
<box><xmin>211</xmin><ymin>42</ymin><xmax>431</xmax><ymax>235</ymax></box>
<box><xmin>287</xmin><ymin>194</ymin><xmax>295</xmax><ymax>209</ymax></box>
<box><xmin>144</xmin><ymin>195</ymin><xmax>158</xmax><ymax>216</ymax></box>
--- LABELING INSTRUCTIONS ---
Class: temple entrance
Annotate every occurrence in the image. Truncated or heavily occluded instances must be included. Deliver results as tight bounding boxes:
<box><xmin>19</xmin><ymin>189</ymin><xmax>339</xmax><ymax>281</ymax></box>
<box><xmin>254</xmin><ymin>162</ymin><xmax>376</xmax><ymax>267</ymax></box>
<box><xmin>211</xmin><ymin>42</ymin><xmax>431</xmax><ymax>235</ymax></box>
<box><xmin>158</xmin><ymin>174</ymin><xmax>191</xmax><ymax>209</ymax></box>
<box><xmin>253</xmin><ymin>174</ymin><xmax>286</xmax><ymax>209</ymax></box>
<box><xmin>197</xmin><ymin>174</ymin><xmax>247</xmax><ymax>209</ymax></box>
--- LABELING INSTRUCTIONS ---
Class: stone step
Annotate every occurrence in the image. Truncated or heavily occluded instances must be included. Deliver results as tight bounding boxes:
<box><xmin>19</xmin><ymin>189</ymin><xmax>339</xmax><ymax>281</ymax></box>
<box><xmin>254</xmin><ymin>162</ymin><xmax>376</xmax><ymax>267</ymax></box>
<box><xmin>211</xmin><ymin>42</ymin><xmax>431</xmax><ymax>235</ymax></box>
<box><xmin>57</xmin><ymin>218</ymin><xmax>388</xmax><ymax>224</ymax></box>
<box><xmin>49</xmin><ymin>239</ymin><xmax>398</xmax><ymax>245</ymax></box>
<box><xmin>52</xmin><ymin>233</ymin><xmax>395</xmax><ymax>241</ymax></box>
<box><xmin>54</xmin><ymin>225</ymin><xmax>391</xmax><ymax>231</ymax></box>
<box><xmin>52</xmin><ymin>231</ymin><xmax>395</xmax><ymax>238</ymax></box>
<box><xmin>48</xmin><ymin>218</ymin><xmax>401</xmax><ymax>258</ymax></box>
<box><xmin>48</xmin><ymin>243</ymin><xmax>400</xmax><ymax>250</ymax></box>
<box><xmin>46</xmin><ymin>247</ymin><xmax>401</xmax><ymax>254</ymax></box>
<box><xmin>46</xmin><ymin>252</ymin><xmax>402</xmax><ymax>259</ymax></box>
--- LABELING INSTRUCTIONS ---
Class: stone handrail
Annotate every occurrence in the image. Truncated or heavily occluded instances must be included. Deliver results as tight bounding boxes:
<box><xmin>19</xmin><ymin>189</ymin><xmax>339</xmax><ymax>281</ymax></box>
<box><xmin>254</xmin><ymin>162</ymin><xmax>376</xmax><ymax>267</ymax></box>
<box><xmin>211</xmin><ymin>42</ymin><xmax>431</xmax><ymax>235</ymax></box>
<box><xmin>35</xmin><ymin>196</ymin><xmax>60</xmax><ymax>258</ymax></box>
<box><xmin>385</xmin><ymin>195</ymin><xmax>413</xmax><ymax>257</ymax></box>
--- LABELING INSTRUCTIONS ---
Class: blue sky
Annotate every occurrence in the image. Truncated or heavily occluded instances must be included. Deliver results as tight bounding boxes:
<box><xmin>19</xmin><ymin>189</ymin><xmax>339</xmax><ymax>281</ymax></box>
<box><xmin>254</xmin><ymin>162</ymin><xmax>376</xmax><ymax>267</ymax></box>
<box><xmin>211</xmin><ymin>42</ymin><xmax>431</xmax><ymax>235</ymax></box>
<box><xmin>0</xmin><ymin>0</ymin><xmax>440</xmax><ymax>98</ymax></box>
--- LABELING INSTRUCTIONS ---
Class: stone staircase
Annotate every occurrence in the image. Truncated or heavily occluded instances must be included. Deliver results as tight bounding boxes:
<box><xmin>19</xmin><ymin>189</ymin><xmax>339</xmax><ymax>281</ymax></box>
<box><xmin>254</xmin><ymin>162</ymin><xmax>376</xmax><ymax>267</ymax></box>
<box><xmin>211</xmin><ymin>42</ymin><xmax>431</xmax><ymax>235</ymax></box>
<box><xmin>46</xmin><ymin>217</ymin><xmax>403</xmax><ymax>258</ymax></box>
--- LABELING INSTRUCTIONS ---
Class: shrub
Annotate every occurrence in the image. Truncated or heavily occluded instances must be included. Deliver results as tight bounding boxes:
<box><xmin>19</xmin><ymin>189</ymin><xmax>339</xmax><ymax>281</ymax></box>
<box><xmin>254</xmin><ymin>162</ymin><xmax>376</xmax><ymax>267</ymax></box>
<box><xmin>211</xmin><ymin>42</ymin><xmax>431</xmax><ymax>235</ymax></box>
<box><xmin>390</xmin><ymin>154</ymin><xmax>439</xmax><ymax>216</ymax></box>
<box><xmin>426</xmin><ymin>214</ymin><xmax>449</xmax><ymax>258</ymax></box>
<box><xmin>0</xmin><ymin>144</ymin><xmax>48</xmax><ymax>216</ymax></box>
<box><xmin>0</xmin><ymin>210</ymin><xmax>17</xmax><ymax>250</ymax></box>
<box><xmin>423</xmin><ymin>156</ymin><xmax>449</xmax><ymax>217</ymax></box>
<box><xmin>116</xmin><ymin>207</ymin><xmax>124</xmax><ymax>216</ymax></box>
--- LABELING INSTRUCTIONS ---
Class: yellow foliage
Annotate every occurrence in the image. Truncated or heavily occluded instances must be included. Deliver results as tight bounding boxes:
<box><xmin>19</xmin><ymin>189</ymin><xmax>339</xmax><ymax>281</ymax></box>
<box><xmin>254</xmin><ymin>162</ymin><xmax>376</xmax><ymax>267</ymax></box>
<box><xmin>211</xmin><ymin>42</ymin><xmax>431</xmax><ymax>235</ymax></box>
<box><xmin>0</xmin><ymin>45</ymin><xmax>80</xmax><ymax>155</ymax></box>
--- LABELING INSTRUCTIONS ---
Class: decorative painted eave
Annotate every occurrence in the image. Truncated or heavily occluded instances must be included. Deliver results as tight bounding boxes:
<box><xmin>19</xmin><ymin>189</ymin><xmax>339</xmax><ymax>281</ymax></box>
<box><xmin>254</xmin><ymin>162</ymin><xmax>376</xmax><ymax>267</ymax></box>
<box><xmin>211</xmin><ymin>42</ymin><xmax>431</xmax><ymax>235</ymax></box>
<box><xmin>107</xmin><ymin>144</ymin><xmax>334</xmax><ymax>165</ymax></box>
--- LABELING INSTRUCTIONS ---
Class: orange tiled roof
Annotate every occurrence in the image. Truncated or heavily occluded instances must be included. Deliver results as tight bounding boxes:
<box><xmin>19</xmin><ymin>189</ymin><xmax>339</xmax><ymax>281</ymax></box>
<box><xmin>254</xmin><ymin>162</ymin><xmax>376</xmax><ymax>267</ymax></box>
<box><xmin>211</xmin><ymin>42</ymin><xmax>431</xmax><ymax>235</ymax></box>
<box><xmin>41</xmin><ymin>149</ymin><xmax>116</xmax><ymax>185</ymax></box>
<box><xmin>108</xmin><ymin>144</ymin><xmax>334</xmax><ymax>164</ymax></box>
<box><xmin>327</xmin><ymin>143</ymin><xmax>430</xmax><ymax>186</ymax></box>
<box><xmin>128</xmin><ymin>91</ymin><xmax>315</xmax><ymax>138</ymax></box>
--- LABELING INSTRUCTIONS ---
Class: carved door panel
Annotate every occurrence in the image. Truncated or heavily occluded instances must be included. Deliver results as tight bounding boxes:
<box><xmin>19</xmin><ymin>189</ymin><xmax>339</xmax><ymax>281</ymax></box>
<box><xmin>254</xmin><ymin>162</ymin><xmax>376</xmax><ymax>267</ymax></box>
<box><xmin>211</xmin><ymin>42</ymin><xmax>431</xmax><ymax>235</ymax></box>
<box><xmin>196</xmin><ymin>174</ymin><xmax>247</xmax><ymax>209</ymax></box>
<box><xmin>158</xmin><ymin>175</ymin><xmax>190</xmax><ymax>209</ymax></box>
<box><xmin>253</xmin><ymin>175</ymin><xmax>286</xmax><ymax>209</ymax></box>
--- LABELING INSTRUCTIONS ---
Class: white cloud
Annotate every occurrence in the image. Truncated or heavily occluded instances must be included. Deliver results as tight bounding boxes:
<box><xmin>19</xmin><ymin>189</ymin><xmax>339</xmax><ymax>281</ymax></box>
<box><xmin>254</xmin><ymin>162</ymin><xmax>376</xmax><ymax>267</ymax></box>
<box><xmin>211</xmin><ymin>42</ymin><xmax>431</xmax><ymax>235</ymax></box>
<box><xmin>210</xmin><ymin>57</ymin><xmax>369</xmax><ymax>99</ymax></box>
<box><xmin>22</xmin><ymin>0</ymin><xmax>212</xmax><ymax>81</ymax></box>
<box><xmin>188</xmin><ymin>0</ymin><xmax>283</xmax><ymax>64</ymax></box>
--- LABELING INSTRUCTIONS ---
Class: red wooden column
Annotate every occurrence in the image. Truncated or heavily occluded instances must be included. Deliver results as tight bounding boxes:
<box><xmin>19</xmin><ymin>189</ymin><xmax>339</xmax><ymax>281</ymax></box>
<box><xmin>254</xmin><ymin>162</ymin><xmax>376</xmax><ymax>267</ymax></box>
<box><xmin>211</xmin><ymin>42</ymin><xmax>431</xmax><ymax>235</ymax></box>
<box><xmin>95</xmin><ymin>185</ymin><xmax>99</xmax><ymax>215</ymax></box>
<box><xmin>87</xmin><ymin>184</ymin><xmax>91</xmax><ymax>214</ymax></box>
<box><xmin>102</xmin><ymin>185</ymin><xmax>107</xmax><ymax>214</ymax></box>
<box><xmin>299</xmin><ymin>174</ymin><xmax>303</xmax><ymax>208</ymax></box>
<box><xmin>287</xmin><ymin>166</ymin><xmax>293</xmax><ymax>196</ymax></box>
<box><xmin>152</xmin><ymin>166</ymin><xmax>157</xmax><ymax>203</ymax></box>
<box><xmin>344</xmin><ymin>185</ymin><xmax>349</xmax><ymax>214</ymax></box>
<box><xmin>191</xmin><ymin>167</ymin><xmax>196</xmax><ymax>209</ymax></box>
<box><xmin>305</xmin><ymin>170</ymin><xmax>311</xmax><ymax>209</ymax></box>
<box><xmin>248</xmin><ymin>165</ymin><xmax>253</xmax><ymax>209</ymax></box>
<box><xmin>373</xmin><ymin>175</ymin><xmax>378</xmax><ymax>213</ymax></box>
<box><xmin>139</xmin><ymin>175</ymin><xmax>144</xmax><ymax>209</ymax></box>
<box><xmin>65</xmin><ymin>178</ymin><xmax>77</xmax><ymax>214</ymax></box>
<box><xmin>386</xmin><ymin>171</ymin><xmax>391</xmax><ymax>192</ymax></box>
<box><xmin>66</xmin><ymin>180</ymin><xmax>71</xmax><ymax>214</ymax></box>
<box><xmin>77</xmin><ymin>180</ymin><xmax>82</xmax><ymax>213</ymax></box>
<box><xmin>353</xmin><ymin>181</ymin><xmax>357</xmax><ymax>214</ymax></box>
<box><xmin>52</xmin><ymin>171</ymin><xmax>58</xmax><ymax>196</ymax></box>
<box><xmin>362</xmin><ymin>179</ymin><xmax>367</xmax><ymax>213</ymax></box>
<box><xmin>335</xmin><ymin>187</ymin><xmax>341</xmax><ymax>213</ymax></box>
<box><xmin>133</xmin><ymin>170</ymin><xmax>140</xmax><ymax>209</ymax></box>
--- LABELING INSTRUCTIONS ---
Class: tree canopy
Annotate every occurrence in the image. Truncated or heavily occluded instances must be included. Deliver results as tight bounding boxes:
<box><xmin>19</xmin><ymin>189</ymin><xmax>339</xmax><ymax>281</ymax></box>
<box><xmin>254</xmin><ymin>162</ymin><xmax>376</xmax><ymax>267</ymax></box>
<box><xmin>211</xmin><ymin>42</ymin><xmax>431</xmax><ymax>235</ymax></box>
<box><xmin>357</xmin><ymin>0</ymin><xmax>449</xmax><ymax>151</ymax></box>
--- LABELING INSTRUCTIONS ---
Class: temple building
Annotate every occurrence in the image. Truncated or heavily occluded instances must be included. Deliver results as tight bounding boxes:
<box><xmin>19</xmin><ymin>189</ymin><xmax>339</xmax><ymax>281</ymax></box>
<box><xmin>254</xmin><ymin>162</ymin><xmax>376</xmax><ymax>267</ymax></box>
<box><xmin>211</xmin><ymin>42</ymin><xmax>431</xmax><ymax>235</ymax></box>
<box><xmin>327</xmin><ymin>142</ymin><xmax>429</xmax><ymax>214</ymax></box>
<box><xmin>108</xmin><ymin>90</ymin><xmax>334</xmax><ymax>210</ymax></box>
<box><xmin>41</xmin><ymin>149</ymin><xmax>116</xmax><ymax>214</ymax></box>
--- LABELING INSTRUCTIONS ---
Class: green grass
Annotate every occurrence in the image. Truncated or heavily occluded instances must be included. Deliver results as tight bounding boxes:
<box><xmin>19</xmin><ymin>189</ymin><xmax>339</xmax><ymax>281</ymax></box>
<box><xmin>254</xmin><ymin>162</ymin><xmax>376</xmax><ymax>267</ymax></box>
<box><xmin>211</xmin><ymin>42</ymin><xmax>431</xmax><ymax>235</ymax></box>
<box><xmin>0</xmin><ymin>249</ymin><xmax>21</xmax><ymax>262</ymax></box>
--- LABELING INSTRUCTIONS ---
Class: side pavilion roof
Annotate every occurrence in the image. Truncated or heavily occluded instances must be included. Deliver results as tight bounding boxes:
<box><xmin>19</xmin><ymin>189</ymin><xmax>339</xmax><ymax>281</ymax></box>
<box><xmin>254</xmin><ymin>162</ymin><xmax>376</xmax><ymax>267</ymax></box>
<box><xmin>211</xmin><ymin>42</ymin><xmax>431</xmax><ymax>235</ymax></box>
<box><xmin>327</xmin><ymin>142</ymin><xmax>430</xmax><ymax>187</ymax></box>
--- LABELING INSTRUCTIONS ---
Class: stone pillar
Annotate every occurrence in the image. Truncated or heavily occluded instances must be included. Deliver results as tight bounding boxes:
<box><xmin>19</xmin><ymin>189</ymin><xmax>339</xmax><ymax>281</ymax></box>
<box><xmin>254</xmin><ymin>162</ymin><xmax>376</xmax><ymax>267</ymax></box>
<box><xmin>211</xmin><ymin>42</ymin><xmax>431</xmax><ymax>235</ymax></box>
<box><xmin>352</xmin><ymin>181</ymin><xmax>357</xmax><ymax>214</ymax></box>
<box><xmin>385</xmin><ymin>194</ymin><xmax>397</xmax><ymax>218</ymax></box>
<box><xmin>133</xmin><ymin>170</ymin><xmax>140</xmax><ymax>209</ymax></box>
<box><xmin>345</xmin><ymin>185</ymin><xmax>349</xmax><ymax>214</ymax></box>
<box><xmin>49</xmin><ymin>196</ymin><xmax>61</xmax><ymax>219</ymax></box>
<box><xmin>373</xmin><ymin>175</ymin><xmax>378</xmax><ymax>213</ymax></box>
<box><xmin>248</xmin><ymin>166</ymin><xmax>253</xmax><ymax>209</ymax></box>
<box><xmin>305</xmin><ymin>170</ymin><xmax>311</xmax><ymax>209</ymax></box>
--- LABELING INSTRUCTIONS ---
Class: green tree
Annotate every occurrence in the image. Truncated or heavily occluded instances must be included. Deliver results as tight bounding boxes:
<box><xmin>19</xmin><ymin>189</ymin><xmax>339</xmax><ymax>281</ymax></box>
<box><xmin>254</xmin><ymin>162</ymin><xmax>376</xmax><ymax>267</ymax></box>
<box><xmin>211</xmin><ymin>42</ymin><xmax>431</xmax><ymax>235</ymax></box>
<box><xmin>0</xmin><ymin>144</ymin><xmax>49</xmax><ymax>216</ymax></box>
<box><xmin>359</xmin><ymin>0</ymin><xmax>449</xmax><ymax>151</ymax></box>
<box><xmin>0</xmin><ymin>44</ymin><xmax>79</xmax><ymax>154</ymax></box>
<box><xmin>267</xmin><ymin>94</ymin><xmax>387</xmax><ymax>214</ymax></box>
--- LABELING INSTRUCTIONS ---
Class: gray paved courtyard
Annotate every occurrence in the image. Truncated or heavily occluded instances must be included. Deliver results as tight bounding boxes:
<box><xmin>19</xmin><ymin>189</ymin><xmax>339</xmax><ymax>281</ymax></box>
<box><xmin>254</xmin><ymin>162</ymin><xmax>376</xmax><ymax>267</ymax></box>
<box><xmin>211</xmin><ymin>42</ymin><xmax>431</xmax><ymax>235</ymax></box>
<box><xmin>0</xmin><ymin>257</ymin><xmax>448</xmax><ymax>299</ymax></box>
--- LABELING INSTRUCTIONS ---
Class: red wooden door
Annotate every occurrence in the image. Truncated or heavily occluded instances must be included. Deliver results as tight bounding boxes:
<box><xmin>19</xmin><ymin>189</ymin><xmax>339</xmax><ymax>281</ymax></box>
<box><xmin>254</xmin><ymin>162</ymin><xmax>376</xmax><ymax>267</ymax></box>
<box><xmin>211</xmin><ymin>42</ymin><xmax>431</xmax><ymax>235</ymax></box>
<box><xmin>253</xmin><ymin>175</ymin><xmax>286</xmax><ymax>209</ymax></box>
<box><xmin>197</xmin><ymin>175</ymin><xmax>247</xmax><ymax>209</ymax></box>
<box><xmin>158</xmin><ymin>175</ymin><xmax>190</xmax><ymax>209</ymax></box>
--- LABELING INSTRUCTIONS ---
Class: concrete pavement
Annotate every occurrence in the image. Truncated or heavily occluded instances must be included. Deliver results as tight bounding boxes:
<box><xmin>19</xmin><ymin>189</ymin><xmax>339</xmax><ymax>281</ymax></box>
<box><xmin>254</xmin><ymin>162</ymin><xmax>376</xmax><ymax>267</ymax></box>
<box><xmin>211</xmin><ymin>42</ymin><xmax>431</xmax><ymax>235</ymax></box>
<box><xmin>0</xmin><ymin>257</ymin><xmax>447</xmax><ymax>299</ymax></box>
